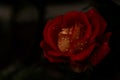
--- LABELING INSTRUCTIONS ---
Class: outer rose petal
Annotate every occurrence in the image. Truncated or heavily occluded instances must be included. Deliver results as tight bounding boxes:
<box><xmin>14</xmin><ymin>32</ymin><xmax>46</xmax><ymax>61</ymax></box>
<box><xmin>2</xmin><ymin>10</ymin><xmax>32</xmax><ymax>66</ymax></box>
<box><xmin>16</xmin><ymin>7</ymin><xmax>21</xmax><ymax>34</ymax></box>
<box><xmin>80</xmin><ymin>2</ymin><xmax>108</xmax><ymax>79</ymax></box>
<box><xmin>41</xmin><ymin>41</ymin><xmax>68</xmax><ymax>57</ymax></box>
<box><xmin>41</xmin><ymin>41</ymin><xmax>67</xmax><ymax>62</ymax></box>
<box><xmin>44</xmin><ymin>53</ymin><xmax>66</xmax><ymax>62</ymax></box>
<box><xmin>44</xmin><ymin>15</ymin><xmax>63</xmax><ymax>51</ymax></box>
<box><xmin>103</xmin><ymin>32</ymin><xmax>112</xmax><ymax>42</ymax></box>
<box><xmin>46</xmin><ymin>51</ymin><xmax>63</xmax><ymax>57</ymax></box>
<box><xmin>40</xmin><ymin>40</ymin><xmax>44</xmax><ymax>48</ymax></box>
<box><xmin>86</xmin><ymin>9</ymin><xmax>107</xmax><ymax>42</ymax></box>
<box><xmin>44</xmin><ymin>20</ymin><xmax>52</xmax><ymax>35</ymax></box>
<box><xmin>77</xmin><ymin>12</ymin><xmax>92</xmax><ymax>42</ymax></box>
<box><xmin>46</xmin><ymin>50</ymin><xmax>71</xmax><ymax>58</ymax></box>
<box><xmin>86</xmin><ymin>9</ymin><xmax>100</xmax><ymax>42</ymax></box>
<box><xmin>90</xmin><ymin>42</ymin><xmax>110</xmax><ymax>66</ymax></box>
<box><xmin>43</xmin><ymin>20</ymin><xmax>53</xmax><ymax>46</ymax></box>
<box><xmin>70</xmin><ymin>43</ymin><xmax>96</xmax><ymax>61</ymax></box>
<box><xmin>40</xmin><ymin>41</ymin><xmax>52</xmax><ymax>51</ymax></box>
<box><xmin>89</xmin><ymin>32</ymin><xmax>111</xmax><ymax>66</ymax></box>
<box><xmin>62</xmin><ymin>11</ymin><xmax>82</xmax><ymax>27</ymax></box>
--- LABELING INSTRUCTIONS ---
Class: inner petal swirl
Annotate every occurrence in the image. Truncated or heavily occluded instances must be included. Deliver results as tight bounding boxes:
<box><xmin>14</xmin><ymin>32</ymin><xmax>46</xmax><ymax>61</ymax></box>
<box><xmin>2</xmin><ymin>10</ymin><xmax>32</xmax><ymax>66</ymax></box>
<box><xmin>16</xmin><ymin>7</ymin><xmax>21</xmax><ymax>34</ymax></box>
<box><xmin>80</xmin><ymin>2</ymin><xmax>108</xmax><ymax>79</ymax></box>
<box><xmin>58</xmin><ymin>24</ymin><xmax>87</xmax><ymax>53</ymax></box>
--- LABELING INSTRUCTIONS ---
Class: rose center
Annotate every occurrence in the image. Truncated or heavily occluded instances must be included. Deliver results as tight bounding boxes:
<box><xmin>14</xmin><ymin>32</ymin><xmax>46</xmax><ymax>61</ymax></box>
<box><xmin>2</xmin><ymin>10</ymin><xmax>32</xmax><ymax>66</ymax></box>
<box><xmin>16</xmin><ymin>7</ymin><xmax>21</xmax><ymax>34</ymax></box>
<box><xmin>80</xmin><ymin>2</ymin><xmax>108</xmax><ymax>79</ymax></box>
<box><xmin>58</xmin><ymin>24</ymin><xmax>86</xmax><ymax>52</ymax></box>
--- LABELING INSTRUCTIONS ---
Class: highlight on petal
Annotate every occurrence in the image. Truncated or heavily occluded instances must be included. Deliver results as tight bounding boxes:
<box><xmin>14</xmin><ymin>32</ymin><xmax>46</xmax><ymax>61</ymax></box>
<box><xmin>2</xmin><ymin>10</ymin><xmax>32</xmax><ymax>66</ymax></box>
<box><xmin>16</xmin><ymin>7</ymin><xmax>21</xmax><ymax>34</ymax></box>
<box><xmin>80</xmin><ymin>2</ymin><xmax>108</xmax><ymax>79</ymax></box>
<box><xmin>70</xmin><ymin>43</ymin><xmax>96</xmax><ymax>62</ymax></box>
<box><xmin>58</xmin><ymin>28</ymin><xmax>71</xmax><ymax>52</ymax></box>
<box><xmin>70</xmin><ymin>24</ymin><xmax>81</xmax><ymax>40</ymax></box>
<box><xmin>89</xmin><ymin>42</ymin><xmax>110</xmax><ymax>66</ymax></box>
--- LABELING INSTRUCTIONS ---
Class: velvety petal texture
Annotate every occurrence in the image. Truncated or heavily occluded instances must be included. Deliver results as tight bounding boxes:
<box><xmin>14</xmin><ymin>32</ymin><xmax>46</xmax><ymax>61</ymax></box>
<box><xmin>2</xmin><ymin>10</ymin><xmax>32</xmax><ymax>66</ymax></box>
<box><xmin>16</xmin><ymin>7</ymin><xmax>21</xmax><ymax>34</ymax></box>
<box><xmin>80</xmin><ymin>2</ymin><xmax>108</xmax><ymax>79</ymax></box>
<box><xmin>40</xmin><ymin>8</ymin><xmax>112</xmax><ymax>72</ymax></box>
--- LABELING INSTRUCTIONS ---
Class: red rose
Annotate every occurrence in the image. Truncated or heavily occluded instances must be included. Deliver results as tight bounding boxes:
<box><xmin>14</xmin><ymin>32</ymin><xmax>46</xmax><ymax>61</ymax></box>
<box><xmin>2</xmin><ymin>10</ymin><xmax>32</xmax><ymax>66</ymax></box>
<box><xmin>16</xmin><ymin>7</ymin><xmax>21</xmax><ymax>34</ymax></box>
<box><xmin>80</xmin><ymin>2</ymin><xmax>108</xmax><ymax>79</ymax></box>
<box><xmin>40</xmin><ymin>8</ymin><xmax>112</xmax><ymax>72</ymax></box>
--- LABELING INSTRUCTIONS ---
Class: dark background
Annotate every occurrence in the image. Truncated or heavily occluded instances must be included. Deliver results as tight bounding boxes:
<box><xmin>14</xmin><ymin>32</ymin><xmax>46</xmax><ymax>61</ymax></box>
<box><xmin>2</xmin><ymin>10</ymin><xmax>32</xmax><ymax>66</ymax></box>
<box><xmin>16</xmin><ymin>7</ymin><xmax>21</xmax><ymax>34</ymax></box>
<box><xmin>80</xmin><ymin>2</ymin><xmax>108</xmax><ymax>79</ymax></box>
<box><xmin>0</xmin><ymin>0</ymin><xmax>120</xmax><ymax>80</ymax></box>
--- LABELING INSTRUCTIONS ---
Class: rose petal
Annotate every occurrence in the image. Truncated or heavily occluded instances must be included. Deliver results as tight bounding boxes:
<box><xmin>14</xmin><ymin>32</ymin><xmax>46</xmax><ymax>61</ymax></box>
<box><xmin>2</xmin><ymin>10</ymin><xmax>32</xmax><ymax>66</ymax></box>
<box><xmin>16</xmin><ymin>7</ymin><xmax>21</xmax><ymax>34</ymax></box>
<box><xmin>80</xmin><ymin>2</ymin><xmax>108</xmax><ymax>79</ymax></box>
<box><xmin>44</xmin><ymin>50</ymin><xmax>69</xmax><ymax>62</ymax></box>
<box><xmin>98</xmin><ymin>10</ymin><xmax>107</xmax><ymax>35</ymax></box>
<box><xmin>86</xmin><ymin>9</ymin><xmax>107</xmax><ymax>43</ymax></box>
<box><xmin>70</xmin><ymin>43</ymin><xmax>96</xmax><ymax>61</ymax></box>
<box><xmin>46</xmin><ymin>50</ymin><xmax>71</xmax><ymax>58</ymax></box>
<box><xmin>77</xmin><ymin>12</ymin><xmax>92</xmax><ymax>42</ymax></box>
<box><xmin>103</xmin><ymin>32</ymin><xmax>112</xmax><ymax>42</ymax></box>
<box><xmin>40</xmin><ymin>41</ymin><xmax>52</xmax><ymax>51</ymax></box>
<box><xmin>44</xmin><ymin>53</ymin><xmax>66</xmax><ymax>62</ymax></box>
<box><xmin>62</xmin><ymin>11</ymin><xmax>81</xmax><ymax>27</ymax></box>
<box><xmin>86</xmin><ymin>9</ymin><xmax>100</xmax><ymax>41</ymax></box>
<box><xmin>40</xmin><ymin>41</ymin><xmax>64</xmax><ymax>62</ymax></box>
<box><xmin>44</xmin><ymin>20</ymin><xmax>53</xmax><ymax>43</ymax></box>
<box><xmin>89</xmin><ymin>42</ymin><xmax>110</xmax><ymax>66</ymax></box>
<box><xmin>89</xmin><ymin>31</ymin><xmax>111</xmax><ymax>66</ymax></box>
<box><xmin>46</xmin><ymin>51</ymin><xmax>63</xmax><ymax>57</ymax></box>
<box><xmin>44</xmin><ymin>15</ymin><xmax>63</xmax><ymax>51</ymax></box>
<box><xmin>43</xmin><ymin>20</ymin><xmax>54</xmax><ymax>50</ymax></box>
<box><xmin>40</xmin><ymin>40</ymin><xmax>44</xmax><ymax>48</ymax></box>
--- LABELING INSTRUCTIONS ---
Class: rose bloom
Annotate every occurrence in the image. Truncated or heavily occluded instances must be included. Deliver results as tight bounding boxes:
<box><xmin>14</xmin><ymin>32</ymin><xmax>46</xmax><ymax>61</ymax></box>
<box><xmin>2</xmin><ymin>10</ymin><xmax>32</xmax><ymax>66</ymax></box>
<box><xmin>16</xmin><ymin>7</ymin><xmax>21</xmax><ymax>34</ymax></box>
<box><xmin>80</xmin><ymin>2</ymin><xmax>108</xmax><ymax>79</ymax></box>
<box><xmin>40</xmin><ymin>8</ymin><xmax>112</xmax><ymax>72</ymax></box>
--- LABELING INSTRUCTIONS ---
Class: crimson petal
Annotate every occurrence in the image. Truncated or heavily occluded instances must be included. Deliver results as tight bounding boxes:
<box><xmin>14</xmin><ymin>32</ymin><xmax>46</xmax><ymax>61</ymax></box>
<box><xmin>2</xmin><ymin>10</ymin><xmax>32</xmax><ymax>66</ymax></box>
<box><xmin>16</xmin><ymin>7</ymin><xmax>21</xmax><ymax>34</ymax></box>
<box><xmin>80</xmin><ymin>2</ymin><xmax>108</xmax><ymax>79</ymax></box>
<box><xmin>46</xmin><ymin>51</ymin><xmax>63</xmax><ymax>57</ymax></box>
<box><xmin>86</xmin><ymin>8</ymin><xmax>101</xmax><ymax>42</ymax></box>
<box><xmin>70</xmin><ymin>43</ymin><xmax>96</xmax><ymax>62</ymax></box>
<box><xmin>62</xmin><ymin>11</ymin><xmax>81</xmax><ymax>27</ymax></box>
<box><xmin>77</xmin><ymin>12</ymin><xmax>92</xmax><ymax>42</ymax></box>
<box><xmin>44</xmin><ymin>53</ymin><xmax>66</xmax><ymax>62</ymax></box>
<box><xmin>43</xmin><ymin>20</ymin><xmax>52</xmax><ymax>43</ymax></box>
<box><xmin>47</xmin><ymin>50</ymin><xmax>71</xmax><ymax>58</ymax></box>
<box><xmin>40</xmin><ymin>40</ymin><xmax>52</xmax><ymax>51</ymax></box>
<box><xmin>86</xmin><ymin>8</ymin><xmax>107</xmax><ymax>44</ymax></box>
<box><xmin>103</xmin><ymin>32</ymin><xmax>112</xmax><ymax>42</ymax></box>
<box><xmin>89</xmin><ymin>42</ymin><xmax>110</xmax><ymax>66</ymax></box>
<box><xmin>40</xmin><ymin>40</ymin><xmax>45</xmax><ymax>48</ymax></box>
